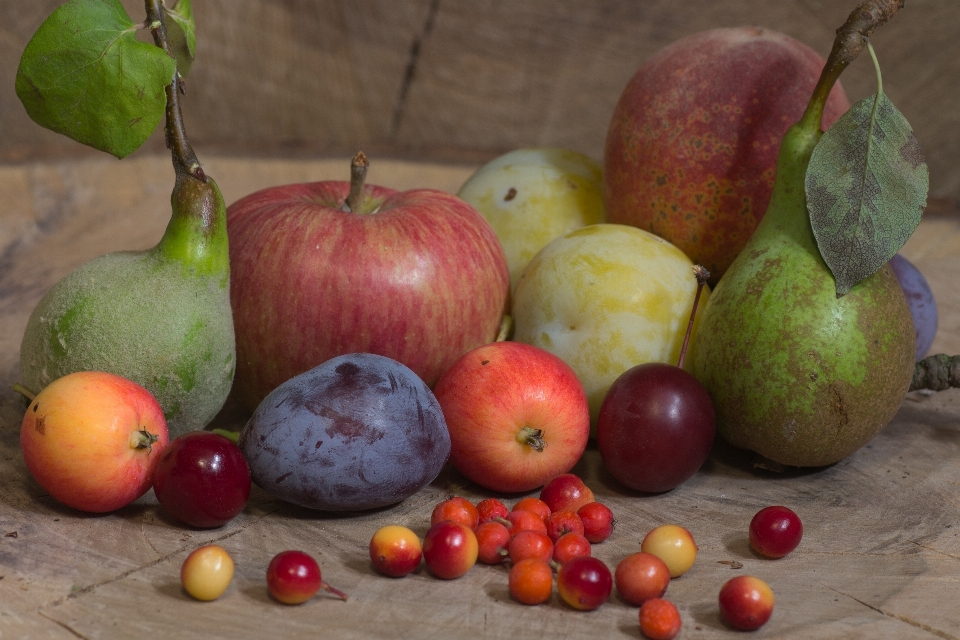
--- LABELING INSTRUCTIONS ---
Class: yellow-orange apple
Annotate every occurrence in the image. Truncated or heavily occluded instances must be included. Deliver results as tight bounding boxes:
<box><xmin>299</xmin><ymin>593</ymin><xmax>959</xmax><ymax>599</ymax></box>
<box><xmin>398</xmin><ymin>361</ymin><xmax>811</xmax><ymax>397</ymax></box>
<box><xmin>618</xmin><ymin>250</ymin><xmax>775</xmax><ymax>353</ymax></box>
<box><xmin>457</xmin><ymin>148</ymin><xmax>606</xmax><ymax>292</ymax></box>
<box><xmin>432</xmin><ymin>341</ymin><xmax>590</xmax><ymax>493</ymax></box>
<box><xmin>19</xmin><ymin>371</ymin><xmax>169</xmax><ymax>513</ymax></box>
<box><xmin>604</xmin><ymin>27</ymin><xmax>850</xmax><ymax>283</ymax></box>
<box><xmin>511</xmin><ymin>223</ymin><xmax>708</xmax><ymax>427</ymax></box>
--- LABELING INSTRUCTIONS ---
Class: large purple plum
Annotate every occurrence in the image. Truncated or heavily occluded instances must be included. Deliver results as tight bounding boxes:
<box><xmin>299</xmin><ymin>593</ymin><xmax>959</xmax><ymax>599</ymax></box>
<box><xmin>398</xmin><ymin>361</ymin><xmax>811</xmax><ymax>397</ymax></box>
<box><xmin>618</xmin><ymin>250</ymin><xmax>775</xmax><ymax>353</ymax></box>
<box><xmin>238</xmin><ymin>353</ymin><xmax>451</xmax><ymax>511</ymax></box>
<box><xmin>889</xmin><ymin>253</ymin><xmax>938</xmax><ymax>361</ymax></box>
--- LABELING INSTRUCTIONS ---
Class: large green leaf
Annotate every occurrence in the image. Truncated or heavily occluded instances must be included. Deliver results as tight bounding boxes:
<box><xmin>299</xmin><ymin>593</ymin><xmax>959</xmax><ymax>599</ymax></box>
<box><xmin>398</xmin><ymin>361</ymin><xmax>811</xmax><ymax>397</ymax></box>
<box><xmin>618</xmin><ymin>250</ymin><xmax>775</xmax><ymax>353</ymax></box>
<box><xmin>805</xmin><ymin>89</ymin><xmax>928</xmax><ymax>297</ymax></box>
<box><xmin>15</xmin><ymin>0</ymin><xmax>176</xmax><ymax>158</ymax></box>
<box><xmin>165</xmin><ymin>0</ymin><xmax>196</xmax><ymax>77</ymax></box>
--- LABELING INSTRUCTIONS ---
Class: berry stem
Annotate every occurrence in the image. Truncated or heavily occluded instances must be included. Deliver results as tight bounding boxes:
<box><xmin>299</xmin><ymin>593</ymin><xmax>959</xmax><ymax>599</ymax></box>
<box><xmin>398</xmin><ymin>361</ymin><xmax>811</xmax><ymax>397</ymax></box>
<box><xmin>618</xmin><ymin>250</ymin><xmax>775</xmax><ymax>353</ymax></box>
<box><xmin>676</xmin><ymin>265</ymin><xmax>710</xmax><ymax>369</ymax></box>
<box><xmin>12</xmin><ymin>383</ymin><xmax>37</xmax><ymax>402</ymax></box>
<box><xmin>322</xmin><ymin>582</ymin><xmax>349</xmax><ymax>601</ymax></box>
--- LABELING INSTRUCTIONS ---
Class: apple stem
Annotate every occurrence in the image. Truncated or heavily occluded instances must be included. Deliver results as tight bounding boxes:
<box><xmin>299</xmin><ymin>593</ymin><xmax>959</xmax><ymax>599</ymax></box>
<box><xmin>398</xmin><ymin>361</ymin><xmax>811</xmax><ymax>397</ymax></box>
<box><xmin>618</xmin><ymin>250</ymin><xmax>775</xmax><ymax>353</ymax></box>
<box><xmin>322</xmin><ymin>582</ymin><xmax>349</xmax><ymax>601</ymax></box>
<box><xmin>12</xmin><ymin>383</ymin><xmax>37</xmax><ymax>402</ymax></box>
<box><xmin>516</xmin><ymin>426</ymin><xmax>546</xmax><ymax>452</ymax></box>
<box><xmin>677</xmin><ymin>265</ymin><xmax>710</xmax><ymax>370</ymax></box>
<box><xmin>343</xmin><ymin>151</ymin><xmax>369</xmax><ymax>212</ymax></box>
<box><xmin>130</xmin><ymin>429</ymin><xmax>160</xmax><ymax>453</ymax></box>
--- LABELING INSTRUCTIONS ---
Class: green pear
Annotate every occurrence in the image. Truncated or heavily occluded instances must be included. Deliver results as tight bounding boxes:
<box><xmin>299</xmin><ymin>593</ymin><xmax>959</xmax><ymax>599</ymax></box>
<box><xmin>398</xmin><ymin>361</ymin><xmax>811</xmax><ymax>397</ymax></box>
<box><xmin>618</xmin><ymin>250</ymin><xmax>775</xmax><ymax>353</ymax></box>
<box><xmin>690</xmin><ymin>2</ymin><xmax>914</xmax><ymax>467</ymax></box>
<box><xmin>19</xmin><ymin>168</ymin><xmax>235</xmax><ymax>437</ymax></box>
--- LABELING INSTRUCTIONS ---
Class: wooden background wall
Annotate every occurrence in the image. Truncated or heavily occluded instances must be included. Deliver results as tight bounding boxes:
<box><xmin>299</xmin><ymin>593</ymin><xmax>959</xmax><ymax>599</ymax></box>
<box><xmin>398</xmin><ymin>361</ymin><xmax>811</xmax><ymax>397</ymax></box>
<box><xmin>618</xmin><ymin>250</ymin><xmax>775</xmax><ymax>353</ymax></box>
<box><xmin>2</xmin><ymin>0</ymin><xmax>958</xmax><ymax>202</ymax></box>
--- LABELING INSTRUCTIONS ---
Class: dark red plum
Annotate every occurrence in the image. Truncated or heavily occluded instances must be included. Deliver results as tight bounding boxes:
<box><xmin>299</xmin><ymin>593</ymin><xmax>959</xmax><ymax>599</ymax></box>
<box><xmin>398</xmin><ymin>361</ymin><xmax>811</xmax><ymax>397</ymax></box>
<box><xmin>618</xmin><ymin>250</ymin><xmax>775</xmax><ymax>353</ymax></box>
<box><xmin>889</xmin><ymin>253</ymin><xmax>938</xmax><ymax>361</ymax></box>
<box><xmin>238</xmin><ymin>353</ymin><xmax>451</xmax><ymax>511</ymax></box>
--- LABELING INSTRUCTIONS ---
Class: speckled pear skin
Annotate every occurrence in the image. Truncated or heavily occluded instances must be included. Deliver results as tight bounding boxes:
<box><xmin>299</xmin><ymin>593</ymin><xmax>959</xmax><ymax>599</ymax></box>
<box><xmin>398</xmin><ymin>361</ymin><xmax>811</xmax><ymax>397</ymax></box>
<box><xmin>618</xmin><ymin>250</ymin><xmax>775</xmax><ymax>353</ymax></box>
<box><xmin>238</xmin><ymin>353</ymin><xmax>451</xmax><ymax>512</ymax></box>
<box><xmin>19</xmin><ymin>174</ymin><xmax>235</xmax><ymax>437</ymax></box>
<box><xmin>690</xmin><ymin>120</ymin><xmax>915</xmax><ymax>468</ymax></box>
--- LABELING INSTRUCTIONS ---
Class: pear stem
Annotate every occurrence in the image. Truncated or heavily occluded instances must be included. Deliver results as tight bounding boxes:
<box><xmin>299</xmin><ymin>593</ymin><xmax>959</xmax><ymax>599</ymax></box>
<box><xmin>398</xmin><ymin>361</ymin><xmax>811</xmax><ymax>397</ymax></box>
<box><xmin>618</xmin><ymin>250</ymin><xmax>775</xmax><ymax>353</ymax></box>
<box><xmin>343</xmin><ymin>151</ymin><xmax>369</xmax><ymax>212</ymax></box>
<box><xmin>676</xmin><ymin>265</ymin><xmax>710</xmax><ymax>370</ymax></box>
<box><xmin>145</xmin><ymin>0</ymin><xmax>204</xmax><ymax>182</ymax></box>
<box><xmin>799</xmin><ymin>0</ymin><xmax>904</xmax><ymax>134</ymax></box>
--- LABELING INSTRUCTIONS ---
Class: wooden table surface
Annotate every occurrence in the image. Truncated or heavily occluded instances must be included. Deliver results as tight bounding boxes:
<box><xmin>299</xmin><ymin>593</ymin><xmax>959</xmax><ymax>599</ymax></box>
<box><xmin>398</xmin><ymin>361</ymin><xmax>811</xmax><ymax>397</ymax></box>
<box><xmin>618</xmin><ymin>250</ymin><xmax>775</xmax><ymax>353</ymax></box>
<box><xmin>1</xmin><ymin>155</ymin><xmax>959</xmax><ymax>639</ymax></box>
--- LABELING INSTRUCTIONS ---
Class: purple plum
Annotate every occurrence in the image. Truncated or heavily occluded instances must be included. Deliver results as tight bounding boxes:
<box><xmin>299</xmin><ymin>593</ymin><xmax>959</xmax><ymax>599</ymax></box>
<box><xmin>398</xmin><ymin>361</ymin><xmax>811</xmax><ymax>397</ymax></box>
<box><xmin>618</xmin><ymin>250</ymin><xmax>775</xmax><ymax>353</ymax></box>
<box><xmin>238</xmin><ymin>353</ymin><xmax>450</xmax><ymax>511</ymax></box>
<box><xmin>889</xmin><ymin>253</ymin><xmax>938</xmax><ymax>360</ymax></box>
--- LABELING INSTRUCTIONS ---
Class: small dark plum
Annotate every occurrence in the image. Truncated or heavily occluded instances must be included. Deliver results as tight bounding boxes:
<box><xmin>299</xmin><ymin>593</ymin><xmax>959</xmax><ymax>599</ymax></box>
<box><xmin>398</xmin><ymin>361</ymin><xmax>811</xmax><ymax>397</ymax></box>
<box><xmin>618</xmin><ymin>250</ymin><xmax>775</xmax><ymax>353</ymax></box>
<box><xmin>889</xmin><ymin>253</ymin><xmax>938</xmax><ymax>360</ymax></box>
<box><xmin>153</xmin><ymin>431</ymin><xmax>251</xmax><ymax>528</ymax></box>
<box><xmin>238</xmin><ymin>353</ymin><xmax>451</xmax><ymax>511</ymax></box>
<box><xmin>596</xmin><ymin>362</ymin><xmax>715</xmax><ymax>493</ymax></box>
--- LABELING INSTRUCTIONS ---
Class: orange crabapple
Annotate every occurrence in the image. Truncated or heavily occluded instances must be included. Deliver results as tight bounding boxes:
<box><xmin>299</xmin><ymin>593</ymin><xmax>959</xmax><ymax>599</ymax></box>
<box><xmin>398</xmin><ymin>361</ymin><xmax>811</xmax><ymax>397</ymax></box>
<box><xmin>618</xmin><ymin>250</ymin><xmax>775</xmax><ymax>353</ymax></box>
<box><xmin>639</xmin><ymin>598</ymin><xmax>682</xmax><ymax>640</ymax></box>
<box><xmin>369</xmin><ymin>525</ymin><xmax>422</xmax><ymax>577</ymax></box>
<box><xmin>615</xmin><ymin>552</ymin><xmax>671</xmax><ymax>606</ymax></box>
<box><xmin>431</xmin><ymin>496</ymin><xmax>480</xmax><ymax>530</ymax></box>
<box><xmin>509</xmin><ymin>558</ymin><xmax>554</xmax><ymax>605</ymax></box>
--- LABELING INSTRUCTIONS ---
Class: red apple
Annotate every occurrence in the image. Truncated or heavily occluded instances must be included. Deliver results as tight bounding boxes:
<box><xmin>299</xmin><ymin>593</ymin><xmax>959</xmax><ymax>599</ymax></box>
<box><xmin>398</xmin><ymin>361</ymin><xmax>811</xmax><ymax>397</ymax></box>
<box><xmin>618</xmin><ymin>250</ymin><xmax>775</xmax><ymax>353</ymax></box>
<box><xmin>19</xmin><ymin>371</ymin><xmax>169</xmax><ymax>513</ymax></box>
<box><xmin>432</xmin><ymin>341</ymin><xmax>590</xmax><ymax>493</ymax></box>
<box><xmin>226</xmin><ymin>154</ymin><xmax>510</xmax><ymax>411</ymax></box>
<box><xmin>604</xmin><ymin>27</ymin><xmax>850</xmax><ymax>283</ymax></box>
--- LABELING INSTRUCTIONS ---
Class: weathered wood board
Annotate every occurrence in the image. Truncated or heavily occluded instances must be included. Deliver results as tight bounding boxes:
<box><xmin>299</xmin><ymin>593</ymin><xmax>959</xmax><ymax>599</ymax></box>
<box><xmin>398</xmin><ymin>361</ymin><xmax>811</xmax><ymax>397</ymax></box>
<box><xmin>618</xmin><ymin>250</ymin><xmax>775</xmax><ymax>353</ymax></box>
<box><xmin>1</xmin><ymin>156</ymin><xmax>959</xmax><ymax>639</ymax></box>
<box><xmin>2</xmin><ymin>1</ymin><xmax>960</xmax><ymax>201</ymax></box>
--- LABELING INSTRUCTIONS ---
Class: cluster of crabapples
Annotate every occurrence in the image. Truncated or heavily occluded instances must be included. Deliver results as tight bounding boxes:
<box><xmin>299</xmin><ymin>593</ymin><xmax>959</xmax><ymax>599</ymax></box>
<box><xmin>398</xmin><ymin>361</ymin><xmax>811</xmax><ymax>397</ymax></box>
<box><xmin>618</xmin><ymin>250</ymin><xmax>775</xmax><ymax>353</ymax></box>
<box><xmin>369</xmin><ymin>474</ymin><xmax>803</xmax><ymax>638</ymax></box>
<box><xmin>180</xmin><ymin>545</ymin><xmax>348</xmax><ymax>605</ymax></box>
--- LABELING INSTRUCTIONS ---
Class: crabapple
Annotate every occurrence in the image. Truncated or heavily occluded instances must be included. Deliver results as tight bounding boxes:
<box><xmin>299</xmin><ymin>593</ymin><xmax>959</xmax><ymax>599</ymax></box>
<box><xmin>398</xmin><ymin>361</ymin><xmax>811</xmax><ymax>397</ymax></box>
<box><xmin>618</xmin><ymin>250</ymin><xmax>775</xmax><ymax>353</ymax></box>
<box><xmin>718</xmin><ymin>575</ymin><xmax>775</xmax><ymax>631</ymax></box>
<box><xmin>509</xmin><ymin>558</ymin><xmax>554</xmax><ymax>605</ymax></box>
<box><xmin>615</xmin><ymin>552</ymin><xmax>671</xmax><ymax>606</ymax></box>
<box><xmin>539</xmin><ymin>473</ymin><xmax>595</xmax><ymax>513</ymax></box>
<box><xmin>476</xmin><ymin>498</ymin><xmax>510</xmax><ymax>525</ymax></box>
<box><xmin>553</xmin><ymin>532</ymin><xmax>592</xmax><ymax>565</ymax></box>
<box><xmin>266</xmin><ymin>550</ymin><xmax>347</xmax><ymax>604</ymax></box>
<box><xmin>640</xmin><ymin>525</ymin><xmax>698</xmax><ymax>578</ymax></box>
<box><xmin>504</xmin><ymin>509</ymin><xmax>549</xmax><ymax>537</ymax></box>
<box><xmin>476</xmin><ymin>521</ymin><xmax>511</xmax><ymax>564</ymax></box>
<box><xmin>508</xmin><ymin>530</ymin><xmax>554</xmax><ymax>564</ymax></box>
<box><xmin>513</xmin><ymin>496</ymin><xmax>551</xmax><ymax>521</ymax></box>
<box><xmin>639</xmin><ymin>598</ymin><xmax>682</xmax><ymax>640</ymax></box>
<box><xmin>180</xmin><ymin>545</ymin><xmax>235</xmax><ymax>601</ymax></box>
<box><xmin>557</xmin><ymin>556</ymin><xmax>613</xmax><ymax>611</ymax></box>
<box><xmin>749</xmin><ymin>506</ymin><xmax>803</xmax><ymax>558</ymax></box>
<box><xmin>369</xmin><ymin>525</ymin><xmax>422</xmax><ymax>577</ymax></box>
<box><xmin>545</xmin><ymin>510</ymin><xmax>584</xmax><ymax>541</ymax></box>
<box><xmin>578</xmin><ymin>501</ymin><xmax>615</xmax><ymax>543</ymax></box>
<box><xmin>423</xmin><ymin>521</ymin><xmax>478</xmax><ymax>579</ymax></box>
<box><xmin>431</xmin><ymin>496</ymin><xmax>480</xmax><ymax>530</ymax></box>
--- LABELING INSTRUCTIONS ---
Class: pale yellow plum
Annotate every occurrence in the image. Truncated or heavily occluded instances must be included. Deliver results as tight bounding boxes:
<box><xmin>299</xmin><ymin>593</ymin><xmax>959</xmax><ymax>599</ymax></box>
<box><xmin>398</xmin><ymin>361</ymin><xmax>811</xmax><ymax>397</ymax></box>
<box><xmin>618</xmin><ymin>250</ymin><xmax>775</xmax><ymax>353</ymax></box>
<box><xmin>512</xmin><ymin>224</ymin><xmax>708</xmax><ymax>428</ymax></box>
<box><xmin>457</xmin><ymin>148</ymin><xmax>606</xmax><ymax>292</ymax></box>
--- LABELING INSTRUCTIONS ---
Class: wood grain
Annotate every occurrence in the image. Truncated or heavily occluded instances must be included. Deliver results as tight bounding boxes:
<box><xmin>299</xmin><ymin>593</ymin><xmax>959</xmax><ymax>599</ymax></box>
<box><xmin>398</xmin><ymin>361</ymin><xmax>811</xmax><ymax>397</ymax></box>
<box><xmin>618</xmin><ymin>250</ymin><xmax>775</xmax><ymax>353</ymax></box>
<box><xmin>2</xmin><ymin>1</ymin><xmax>958</xmax><ymax>200</ymax></box>
<box><xmin>0</xmin><ymin>156</ymin><xmax>959</xmax><ymax>639</ymax></box>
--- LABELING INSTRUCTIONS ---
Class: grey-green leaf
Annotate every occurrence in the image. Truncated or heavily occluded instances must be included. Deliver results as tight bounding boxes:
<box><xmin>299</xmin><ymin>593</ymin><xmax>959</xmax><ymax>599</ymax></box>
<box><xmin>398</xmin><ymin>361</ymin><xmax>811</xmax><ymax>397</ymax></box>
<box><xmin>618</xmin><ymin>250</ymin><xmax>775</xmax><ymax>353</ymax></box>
<box><xmin>165</xmin><ymin>0</ymin><xmax>196</xmax><ymax>77</ymax></box>
<box><xmin>805</xmin><ymin>92</ymin><xmax>928</xmax><ymax>297</ymax></box>
<box><xmin>15</xmin><ymin>0</ymin><xmax>176</xmax><ymax>159</ymax></box>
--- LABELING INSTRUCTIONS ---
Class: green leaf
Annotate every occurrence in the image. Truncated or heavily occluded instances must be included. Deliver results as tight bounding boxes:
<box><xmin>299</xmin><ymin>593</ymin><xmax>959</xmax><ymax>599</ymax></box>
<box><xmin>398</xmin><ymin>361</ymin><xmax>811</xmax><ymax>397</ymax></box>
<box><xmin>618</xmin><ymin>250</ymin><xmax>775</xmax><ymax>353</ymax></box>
<box><xmin>15</xmin><ymin>0</ymin><xmax>176</xmax><ymax>159</ymax></box>
<box><xmin>805</xmin><ymin>90</ymin><xmax>928</xmax><ymax>297</ymax></box>
<box><xmin>165</xmin><ymin>0</ymin><xmax>196</xmax><ymax>77</ymax></box>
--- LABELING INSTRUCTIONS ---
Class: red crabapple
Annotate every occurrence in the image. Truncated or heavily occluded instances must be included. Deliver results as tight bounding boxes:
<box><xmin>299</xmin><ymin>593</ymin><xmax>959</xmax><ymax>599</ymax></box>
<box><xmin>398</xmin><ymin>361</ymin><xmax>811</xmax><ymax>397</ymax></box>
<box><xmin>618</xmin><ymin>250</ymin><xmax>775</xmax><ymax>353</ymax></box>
<box><xmin>578</xmin><ymin>501</ymin><xmax>615</xmax><ymax>543</ymax></box>
<box><xmin>545</xmin><ymin>510</ymin><xmax>584</xmax><ymax>541</ymax></box>
<box><xmin>557</xmin><ymin>555</ymin><xmax>612</xmax><ymax>611</ymax></box>
<box><xmin>422</xmin><ymin>520</ymin><xmax>478</xmax><ymax>579</ymax></box>
<box><xmin>508</xmin><ymin>530</ymin><xmax>554</xmax><ymax>564</ymax></box>
<box><xmin>718</xmin><ymin>575</ymin><xmax>775</xmax><ymax>631</ymax></box>
<box><xmin>431</xmin><ymin>496</ymin><xmax>480</xmax><ymax>529</ymax></box>
<box><xmin>749</xmin><ymin>506</ymin><xmax>803</xmax><ymax>558</ymax></box>
<box><xmin>476</xmin><ymin>521</ymin><xmax>511</xmax><ymax>564</ymax></box>
<box><xmin>553</xmin><ymin>532</ymin><xmax>592</xmax><ymax>565</ymax></box>
<box><xmin>539</xmin><ymin>473</ymin><xmax>595</xmax><ymax>513</ymax></box>
<box><xmin>476</xmin><ymin>498</ymin><xmax>510</xmax><ymax>525</ymax></box>
<box><xmin>266</xmin><ymin>550</ymin><xmax>347</xmax><ymax>604</ymax></box>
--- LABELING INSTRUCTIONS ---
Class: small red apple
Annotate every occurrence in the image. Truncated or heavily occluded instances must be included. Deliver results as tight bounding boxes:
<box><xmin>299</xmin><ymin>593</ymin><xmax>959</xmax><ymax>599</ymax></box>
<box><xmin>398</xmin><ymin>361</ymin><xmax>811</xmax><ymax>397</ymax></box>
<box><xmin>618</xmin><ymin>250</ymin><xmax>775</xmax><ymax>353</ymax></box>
<box><xmin>432</xmin><ymin>341</ymin><xmax>590</xmax><ymax>493</ymax></box>
<box><xmin>227</xmin><ymin>153</ymin><xmax>510</xmax><ymax>411</ymax></box>
<box><xmin>18</xmin><ymin>371</ymin><xmax>169</xmax><ymax>513</ymax></box>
